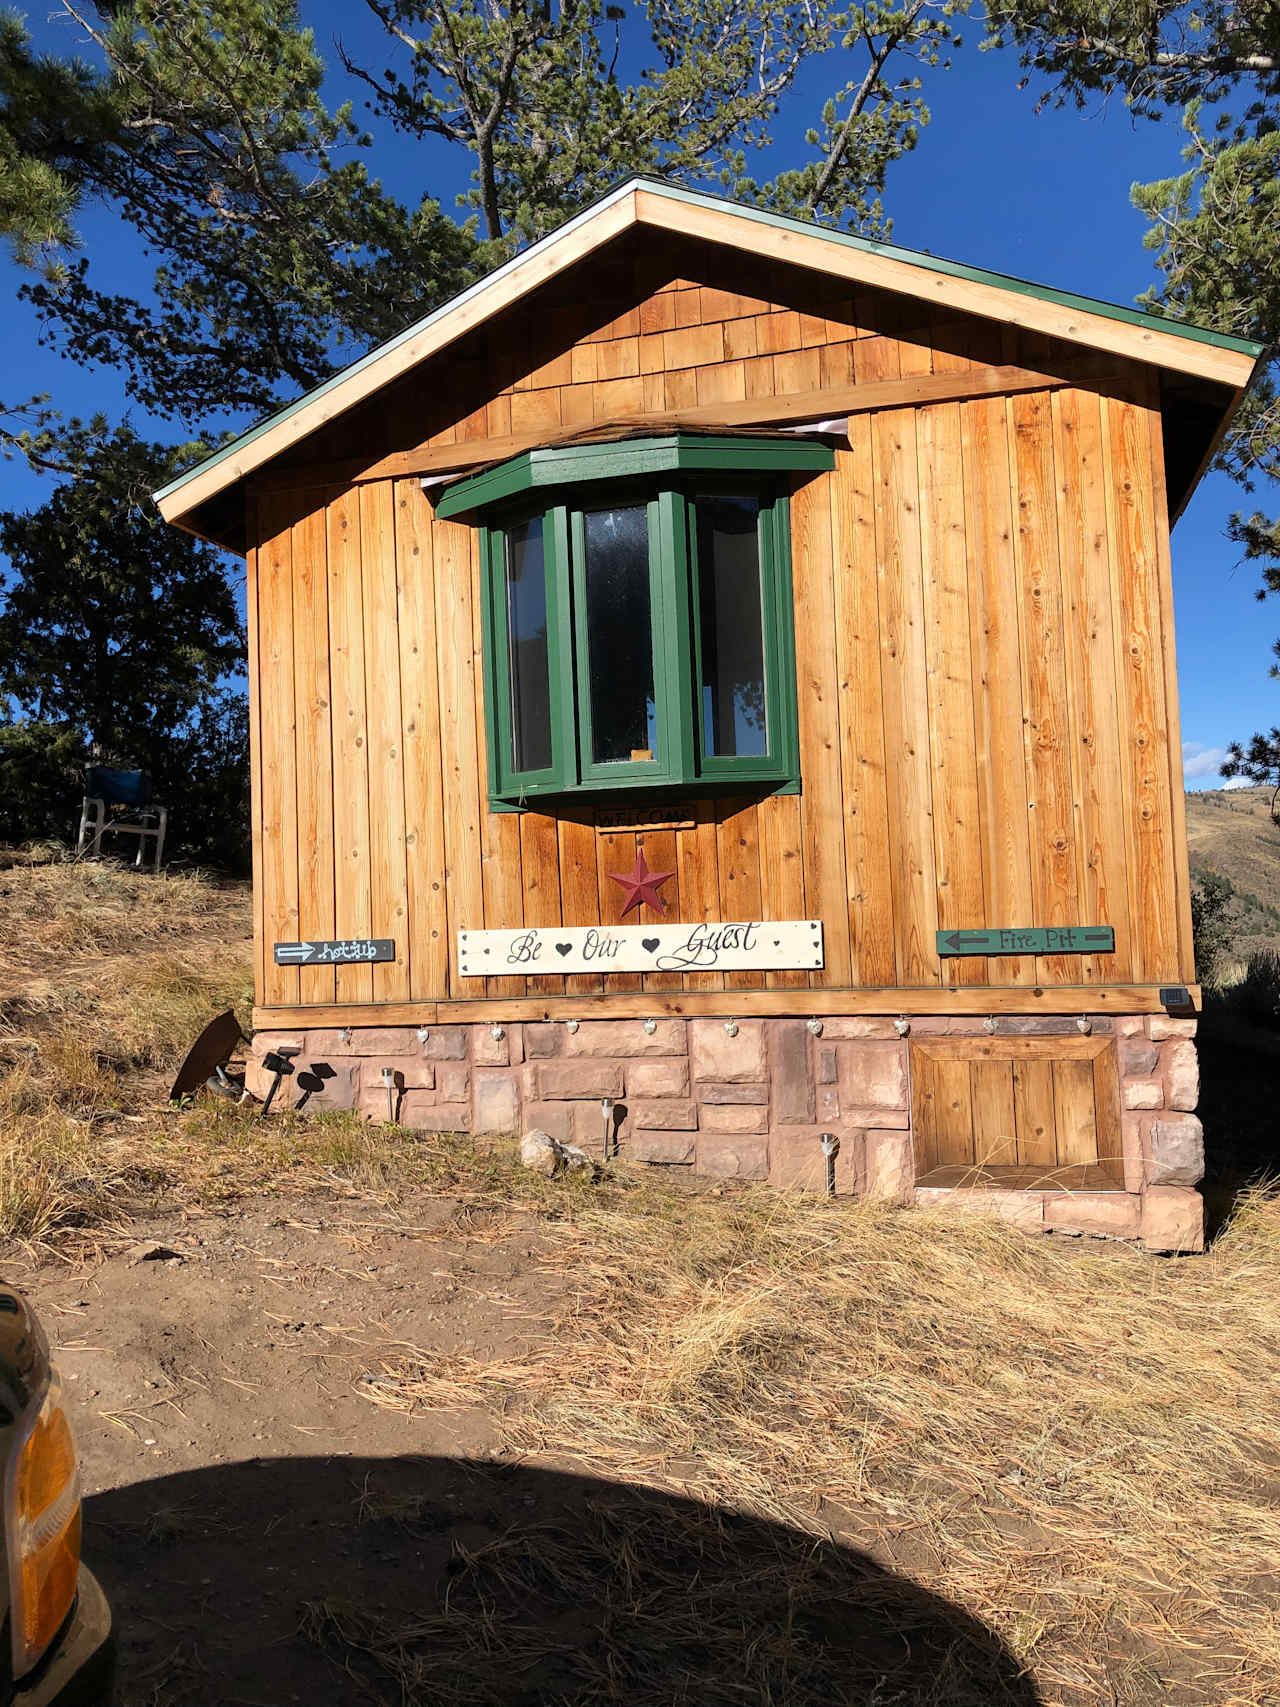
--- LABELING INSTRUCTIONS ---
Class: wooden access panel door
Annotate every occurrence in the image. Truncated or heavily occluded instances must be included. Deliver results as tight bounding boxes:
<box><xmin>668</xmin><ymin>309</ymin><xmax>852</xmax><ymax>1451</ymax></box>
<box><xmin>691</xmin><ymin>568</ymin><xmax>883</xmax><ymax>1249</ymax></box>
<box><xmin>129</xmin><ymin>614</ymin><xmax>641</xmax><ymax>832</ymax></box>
<box><xmin>910</xmin><ymin>1037</ymin><xmax>1123</xmax><ymax>1187</ymax></box>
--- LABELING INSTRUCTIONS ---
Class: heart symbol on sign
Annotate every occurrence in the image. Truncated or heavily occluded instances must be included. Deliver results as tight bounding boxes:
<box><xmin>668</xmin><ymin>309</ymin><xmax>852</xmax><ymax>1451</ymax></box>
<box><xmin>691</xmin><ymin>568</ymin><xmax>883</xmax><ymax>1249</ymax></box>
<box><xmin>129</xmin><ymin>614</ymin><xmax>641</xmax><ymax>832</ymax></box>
<box><xmin>555</xmin><ymin>942</ymin><xmax>572</xmax><ymax>957</ymax></box>
<box><xmin>641</xmin><ymin>937</ymin><xmax>660</xmax><ymax>953</ymax></box>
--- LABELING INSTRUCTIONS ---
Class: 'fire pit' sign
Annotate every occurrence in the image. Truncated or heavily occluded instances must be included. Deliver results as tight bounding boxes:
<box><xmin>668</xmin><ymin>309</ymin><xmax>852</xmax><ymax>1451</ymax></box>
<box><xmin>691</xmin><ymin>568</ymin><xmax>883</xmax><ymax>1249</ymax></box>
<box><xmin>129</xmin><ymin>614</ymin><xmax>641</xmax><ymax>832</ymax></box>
<box><xmin>458</xmin><ymin>921</ymin><xmax>824</xmax><ymax>976</ymax></box>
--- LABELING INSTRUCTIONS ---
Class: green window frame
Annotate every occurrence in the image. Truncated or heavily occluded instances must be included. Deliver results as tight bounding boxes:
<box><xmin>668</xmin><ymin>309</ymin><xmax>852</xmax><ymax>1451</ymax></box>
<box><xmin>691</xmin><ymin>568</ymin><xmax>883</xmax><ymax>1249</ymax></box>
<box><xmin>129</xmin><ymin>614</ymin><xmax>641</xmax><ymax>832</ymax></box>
<box><xmin>447</xmin><ymin>435</ymin><xmax>832</xmax><ymax>810</ymax></box>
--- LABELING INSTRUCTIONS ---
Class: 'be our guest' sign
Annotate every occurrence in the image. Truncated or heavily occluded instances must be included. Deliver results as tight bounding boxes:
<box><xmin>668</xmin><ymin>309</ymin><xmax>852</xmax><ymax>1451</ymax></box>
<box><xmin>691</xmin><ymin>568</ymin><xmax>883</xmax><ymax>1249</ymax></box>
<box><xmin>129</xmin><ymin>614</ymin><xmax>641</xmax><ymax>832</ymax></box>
<box><xmin>457</xmin><ymin>921</ymin><xmax>824</xmax><ymax>977</ymax></box>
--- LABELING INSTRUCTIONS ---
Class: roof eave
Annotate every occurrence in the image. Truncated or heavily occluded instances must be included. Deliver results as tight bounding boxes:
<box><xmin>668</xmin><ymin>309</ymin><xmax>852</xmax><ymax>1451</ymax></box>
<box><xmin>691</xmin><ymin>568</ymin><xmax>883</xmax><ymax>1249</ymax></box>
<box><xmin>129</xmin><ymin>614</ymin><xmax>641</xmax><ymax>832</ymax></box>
<box><xmin>153</xmin><ymin>181</ymin><xmax>644</xmax><ymax>527</ymax></box>
<box><xmin>154</xmin><ymin>174</ymin><xmax>1266</xmax><ymax>537</ymax></box>
<box><xmin>631</xmin><ymin>183</ymin><xmax>1262</xmax><ymax>387</ymax></box>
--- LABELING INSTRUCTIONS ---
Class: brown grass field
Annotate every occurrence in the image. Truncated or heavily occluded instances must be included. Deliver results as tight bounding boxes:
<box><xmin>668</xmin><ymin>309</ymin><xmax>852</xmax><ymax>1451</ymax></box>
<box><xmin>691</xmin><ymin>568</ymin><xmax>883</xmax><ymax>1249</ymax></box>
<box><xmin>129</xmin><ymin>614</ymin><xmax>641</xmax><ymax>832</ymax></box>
<box><xmin>1</xmin><ymin>853</ymin><xmax>1279</xmax><ymax>1704</ymax></box>
<box><xmin>1186</xmin><ymin>785</ymin><xmax>1280</xmax><ymax>961</ymax></box>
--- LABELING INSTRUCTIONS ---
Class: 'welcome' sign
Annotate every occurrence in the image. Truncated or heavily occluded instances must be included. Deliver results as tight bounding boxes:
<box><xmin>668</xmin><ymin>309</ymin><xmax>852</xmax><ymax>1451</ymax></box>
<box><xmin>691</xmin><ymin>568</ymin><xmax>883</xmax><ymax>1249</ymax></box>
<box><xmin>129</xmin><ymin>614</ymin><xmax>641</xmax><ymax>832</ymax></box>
<box><xmin>457</xmin><ymin>921</ymin><xmax>824</xmax><ymax>977</ymax></box>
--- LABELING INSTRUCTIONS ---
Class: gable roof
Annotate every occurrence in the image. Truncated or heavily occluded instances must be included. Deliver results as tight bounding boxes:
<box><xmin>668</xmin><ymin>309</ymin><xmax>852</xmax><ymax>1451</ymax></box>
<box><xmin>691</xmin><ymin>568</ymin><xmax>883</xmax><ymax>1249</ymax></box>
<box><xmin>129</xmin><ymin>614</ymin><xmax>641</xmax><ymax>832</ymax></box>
<box><xmin>155</xmin><ymin>176</ymin><xmax>1264</xmax><ymax>544</ymax></box>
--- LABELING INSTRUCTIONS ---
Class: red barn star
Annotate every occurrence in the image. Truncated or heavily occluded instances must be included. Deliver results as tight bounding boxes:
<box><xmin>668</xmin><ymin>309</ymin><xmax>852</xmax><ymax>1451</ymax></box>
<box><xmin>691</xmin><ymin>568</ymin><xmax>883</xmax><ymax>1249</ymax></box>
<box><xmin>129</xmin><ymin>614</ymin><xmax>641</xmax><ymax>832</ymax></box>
<box><xmin>608</xmin><ymin>851</ymin><xmax>675</xmax><ymax>918</ymax></box>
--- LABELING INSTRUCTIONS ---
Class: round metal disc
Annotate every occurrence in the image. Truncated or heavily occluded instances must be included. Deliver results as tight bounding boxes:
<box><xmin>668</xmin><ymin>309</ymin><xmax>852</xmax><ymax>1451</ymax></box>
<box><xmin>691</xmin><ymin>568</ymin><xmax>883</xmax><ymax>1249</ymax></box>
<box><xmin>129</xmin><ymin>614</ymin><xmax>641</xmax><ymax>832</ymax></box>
<box><xmin>169</xmin><ymin>1009</ymin><xmax>244</xmax><ymax>1103</ymax></box>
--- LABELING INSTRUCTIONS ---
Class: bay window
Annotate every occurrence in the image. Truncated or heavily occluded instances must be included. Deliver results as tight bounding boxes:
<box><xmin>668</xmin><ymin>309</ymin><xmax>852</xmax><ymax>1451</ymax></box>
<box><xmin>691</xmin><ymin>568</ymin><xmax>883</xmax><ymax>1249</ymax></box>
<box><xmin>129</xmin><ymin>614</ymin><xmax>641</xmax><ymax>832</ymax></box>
<box><xmin>434</xmin><ymin>433</ymin><xmax>833</xmax><ymax>808</ymax></box>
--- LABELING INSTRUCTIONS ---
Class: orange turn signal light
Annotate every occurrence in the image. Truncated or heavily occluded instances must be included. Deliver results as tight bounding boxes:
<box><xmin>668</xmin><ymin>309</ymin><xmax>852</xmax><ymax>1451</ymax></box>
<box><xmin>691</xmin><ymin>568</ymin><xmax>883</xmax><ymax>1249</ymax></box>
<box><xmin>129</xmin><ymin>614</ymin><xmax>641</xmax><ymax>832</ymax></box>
<box><xmin>8</xmin><ymin>1377</ymin><xmax>82</xmax><ymax>1678</ymax></box>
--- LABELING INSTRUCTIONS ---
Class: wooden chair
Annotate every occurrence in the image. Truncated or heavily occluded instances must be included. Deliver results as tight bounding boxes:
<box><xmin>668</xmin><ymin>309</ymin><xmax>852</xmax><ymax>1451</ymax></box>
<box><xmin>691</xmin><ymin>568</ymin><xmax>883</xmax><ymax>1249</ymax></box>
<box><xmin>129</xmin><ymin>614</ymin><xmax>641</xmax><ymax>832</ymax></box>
<box><xmin>76</xmin><ymin>767</ymin><xmax>169</xmax><ymax>872</ymax></box>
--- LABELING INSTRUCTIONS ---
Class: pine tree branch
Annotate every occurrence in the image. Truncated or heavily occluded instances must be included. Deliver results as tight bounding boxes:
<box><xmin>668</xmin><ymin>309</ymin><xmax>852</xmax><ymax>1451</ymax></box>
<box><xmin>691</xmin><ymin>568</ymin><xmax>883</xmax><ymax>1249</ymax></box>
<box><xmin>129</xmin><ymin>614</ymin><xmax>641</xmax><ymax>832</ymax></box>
<box><xmin>1076</xmin><ymin>37</ymin><xmax>1276</xmax><ymax>75</ymax></box>
<box><xmin>471</xmin><ymin>27</ymin><xmax>523</xmax><ymax>241</ymax></box>
<box><xmin>804</xmin><ymin>11</ymin><xmax>918</xmax><ymax>219</ymax></box>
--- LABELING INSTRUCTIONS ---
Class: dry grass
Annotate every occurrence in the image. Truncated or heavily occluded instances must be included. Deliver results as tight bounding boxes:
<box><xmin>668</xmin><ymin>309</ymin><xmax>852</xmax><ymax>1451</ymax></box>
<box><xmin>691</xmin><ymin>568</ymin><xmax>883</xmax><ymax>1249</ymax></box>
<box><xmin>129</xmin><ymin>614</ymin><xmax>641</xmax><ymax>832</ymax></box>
<box><xmin>0</xmin><ymin>854</ymin><xmax>543</xmax><ymax>1241</ymax></box>
<box><xmin>0</xmin><ymin>860</ymin><xmax>250</xmax><ymax>1055</ymax></box>
<box><xmin>0</xmin><ymin>856</ymin><xmax>255</xmax><ymax>1244</ymax></box>
<box><xmin>0</xmin><ymin>852</ymin><xmax>243</xmax><ymax>968</ymax></box>
<box><xmin>1186</xmin><ymin>786</ymin><xmax>1280</xmax><ymax>958</ymax></box>
<box><xmin>308</xmin><ymin>1482</ymin><xmax>1040</xmax><ymax>1705</ymax></box>
<box><xmin>0</xmin><ymin>1089</ymin><xmax>121</xmax><ymax>1244</ymax></box>
<box><xmin>119</xmin><ymin>1096</ymin><xmax>556</xmax><ymax>1210</ymax></box>
<box><xmin>349</xmin><ymin>1175</ymin><xmax>1280</xmax><ymax>1705</ymax></box>
<box><xmin>6</xmin><ymin>852</ymin><xmax>1280</xmax><ymax>1702</ymax></box>
<box><xmin>0</xmin><ymin>857</ymin><xmax>550</xmax><ymax>1237</ymax></box>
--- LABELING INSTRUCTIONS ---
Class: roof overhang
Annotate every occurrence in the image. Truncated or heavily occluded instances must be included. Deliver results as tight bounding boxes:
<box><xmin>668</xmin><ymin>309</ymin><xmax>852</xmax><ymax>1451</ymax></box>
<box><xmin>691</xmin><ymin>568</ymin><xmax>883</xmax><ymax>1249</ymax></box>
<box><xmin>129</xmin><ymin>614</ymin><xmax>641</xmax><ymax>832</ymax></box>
<box><xmin>155</xmin><ymin>177</ymin><xmax>1265</xmax><ymax>549</ymax></box>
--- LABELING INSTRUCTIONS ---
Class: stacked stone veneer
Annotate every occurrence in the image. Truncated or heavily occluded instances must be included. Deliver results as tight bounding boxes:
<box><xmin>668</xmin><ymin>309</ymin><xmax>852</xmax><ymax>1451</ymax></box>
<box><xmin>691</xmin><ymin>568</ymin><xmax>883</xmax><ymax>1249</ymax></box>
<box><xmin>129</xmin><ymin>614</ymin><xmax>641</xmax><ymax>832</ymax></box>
<box><xmin>246</xmin><ymin>1011</ymin><xmax>1205</xmax><ymax>1252</ymax></box>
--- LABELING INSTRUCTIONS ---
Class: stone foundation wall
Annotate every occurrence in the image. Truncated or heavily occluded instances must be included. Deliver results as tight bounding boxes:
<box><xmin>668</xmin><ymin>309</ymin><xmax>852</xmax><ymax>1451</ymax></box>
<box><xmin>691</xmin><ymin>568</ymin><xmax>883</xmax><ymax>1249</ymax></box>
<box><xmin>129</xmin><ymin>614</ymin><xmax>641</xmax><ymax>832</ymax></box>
<box><xmin>246</xmin><ymin>1011</ymin><xmax>1204</xmax><ymax>1252</ymax></box>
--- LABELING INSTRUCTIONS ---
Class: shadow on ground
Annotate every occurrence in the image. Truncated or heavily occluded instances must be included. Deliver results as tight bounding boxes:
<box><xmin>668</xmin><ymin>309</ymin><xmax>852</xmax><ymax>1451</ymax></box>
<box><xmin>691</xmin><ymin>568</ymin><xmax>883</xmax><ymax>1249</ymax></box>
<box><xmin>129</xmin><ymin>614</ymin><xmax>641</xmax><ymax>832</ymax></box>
<box><xmin>1198</xmin><ymin>990</ymin><xmax>1280</xmax><ymax>1235</ymax></box>
<box><xmin>87</xmin><ymin>1454</ymin><xmax>1042</xmax><ymax>1705</ymax></box>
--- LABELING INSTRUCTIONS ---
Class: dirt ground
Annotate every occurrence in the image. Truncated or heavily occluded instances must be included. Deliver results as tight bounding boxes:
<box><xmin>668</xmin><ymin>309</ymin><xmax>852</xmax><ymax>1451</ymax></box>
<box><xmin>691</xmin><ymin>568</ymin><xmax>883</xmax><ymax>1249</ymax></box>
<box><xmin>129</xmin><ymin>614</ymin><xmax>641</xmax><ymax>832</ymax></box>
<box><xmin>9</xmin><ymin>1192</ymin><xmax>564</xmax><ymax>1702</ymax></box>
<box><xmin>0</xmin><ymin>1215</ymin><xmax>1266</xmax><ymax>1707</ymax></box>
<box><xmin>8</xmin><ymin>1192</ymin><xmax>1018</xmax><ymax>1707</ymax></box>
<box><xmin>15</xmin><ymin>1188</ymin><xmax>1047</xmax><ymax>1707</ymax></box>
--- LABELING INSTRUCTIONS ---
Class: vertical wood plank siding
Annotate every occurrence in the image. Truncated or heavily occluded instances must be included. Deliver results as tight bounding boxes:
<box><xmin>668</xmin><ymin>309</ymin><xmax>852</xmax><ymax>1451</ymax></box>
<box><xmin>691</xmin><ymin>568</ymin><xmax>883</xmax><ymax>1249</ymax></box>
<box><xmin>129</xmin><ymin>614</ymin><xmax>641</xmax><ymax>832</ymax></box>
<box><xmin>1052</xmin><ymin>388</ymin><xmax>1133</xmax><ymax>985</ymax></box>
<box><xmin>394</xmin><ymin>479</ymin><xmax>450</xmax><ymax>1000</ymax></box>
<box><xmin>326</xmin><ymin>488</ymin><xmax>374</xmax><ymax>1005</ymax></box>
<box><xmin>291</xmin><ymin>501</ymin><xmax>337</xmax><ymax>1006</ymax></box>
<box><xmin>758</xmin><ymin>792</ymin><xmax>808</xmax><ymax>992</ymax></box>
<box><xmin>557</xmin><ymin>810</ymin><xmax>605</xmax><ymax>997</ymax></box>
<box><xmin>869</xmin><ymin>338</ymin><xmax>939</xmax><ymax>987</ymax></box>
<box><xmin>1011</xmin><ymin>390</ymin><xmax>1081</xmax><ymax>987</ymax></box>
<box><xmin>256</xmin><ymin>491</ymin><xmax>300</xmax><ymax>1009</ymax></box>
<box><xmin>245</xmin><ymin>501</ymin><xmax>266</xmax><ymax>1006</ymax></box>
<box><xmin>791</xmin><ymin>471</ymin><xmax>851</xmax><ymax>989</ymax></box>
<box><xmin>361</xmin><ymin>481</ymin><xmax>411</xmax><ymax>1002</ymax></box>
<box><xmin>245</xmin><ymin>274</ymin><xmax>1190</xmax><ymax>1008</ymax></box>
<box><xmin>831</xmin><ymin>433</ymin><xmax>894</xmax><ymax>987</ymax></box>
<box><xmin>435</xmin><ymin>518</ymin><xmax>486</xmax><ymax>981</ymax></box>
<box><xmin>962</xmin><ymin>392</ymin><xmax>1036</xmax><ymax>988</ymax></box>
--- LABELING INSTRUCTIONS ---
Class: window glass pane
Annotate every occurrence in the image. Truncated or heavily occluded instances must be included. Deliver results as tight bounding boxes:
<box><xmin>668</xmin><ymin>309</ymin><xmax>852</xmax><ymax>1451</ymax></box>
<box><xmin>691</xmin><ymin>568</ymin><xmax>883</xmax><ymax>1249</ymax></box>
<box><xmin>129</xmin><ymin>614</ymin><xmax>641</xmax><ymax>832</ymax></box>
<box><xmin>583</xmin><ymin>505</ymin><xmax>657</xmax><ymax>764</ymax></box>
<box><xmin>504</xmin><ymin>519</ymin><xmax>553</xmax><ymax>773</ymax></box>
<box><xmin>695</xmin><ymin>495</ymin><xmax>767</xmax><ymax>758</ymax></box>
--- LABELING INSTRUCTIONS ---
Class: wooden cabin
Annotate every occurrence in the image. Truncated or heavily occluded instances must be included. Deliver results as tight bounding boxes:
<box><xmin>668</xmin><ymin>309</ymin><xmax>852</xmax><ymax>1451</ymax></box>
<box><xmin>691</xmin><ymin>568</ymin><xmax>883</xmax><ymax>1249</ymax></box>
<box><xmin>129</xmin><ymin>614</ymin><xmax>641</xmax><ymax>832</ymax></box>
<box><xmin>157</xmin><ymin>179</ymin><xmax>1262</xmax><ymax>1249</ymax></box>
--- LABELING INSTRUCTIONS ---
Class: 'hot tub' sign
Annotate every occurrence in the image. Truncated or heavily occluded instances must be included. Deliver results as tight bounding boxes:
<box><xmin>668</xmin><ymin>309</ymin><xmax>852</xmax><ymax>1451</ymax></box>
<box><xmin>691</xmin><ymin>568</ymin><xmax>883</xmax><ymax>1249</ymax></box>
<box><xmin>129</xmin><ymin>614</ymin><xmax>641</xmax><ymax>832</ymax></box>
<box><xmin>457</xmin><ymin>921</ymin><xmax>824</xmax><ymax>976</ymax></box>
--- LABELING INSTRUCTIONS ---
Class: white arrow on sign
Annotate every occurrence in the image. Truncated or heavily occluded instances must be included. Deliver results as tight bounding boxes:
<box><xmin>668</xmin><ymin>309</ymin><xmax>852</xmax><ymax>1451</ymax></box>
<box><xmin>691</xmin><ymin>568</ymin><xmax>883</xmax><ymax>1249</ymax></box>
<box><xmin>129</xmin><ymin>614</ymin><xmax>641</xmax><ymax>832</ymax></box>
<box><xmin>274</xmin><ymin>942</ymin><xmax>315</xmax><ymax>962</ymax></box>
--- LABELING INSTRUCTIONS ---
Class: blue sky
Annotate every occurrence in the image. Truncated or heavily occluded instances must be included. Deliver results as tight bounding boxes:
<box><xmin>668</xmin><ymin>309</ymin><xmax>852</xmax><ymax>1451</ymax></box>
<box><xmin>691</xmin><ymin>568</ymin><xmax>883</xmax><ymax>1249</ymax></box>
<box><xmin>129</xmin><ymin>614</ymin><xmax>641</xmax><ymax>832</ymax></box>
<box><xmin>0</xmin><ymin>3</ymin><xmax>1273</xmax><ymax>787</ymax></box>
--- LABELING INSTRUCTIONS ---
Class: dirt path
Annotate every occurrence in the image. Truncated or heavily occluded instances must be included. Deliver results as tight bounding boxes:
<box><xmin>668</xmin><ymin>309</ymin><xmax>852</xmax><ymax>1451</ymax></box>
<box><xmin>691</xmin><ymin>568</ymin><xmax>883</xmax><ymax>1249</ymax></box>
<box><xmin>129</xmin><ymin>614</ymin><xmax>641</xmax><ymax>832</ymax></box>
<box><xmin>33</xmin><ymin>1194</ymin><xmax>553</xmax><ymax>1490</ymax></box>
<box><xmin>11</xmin><ymin>1191</ymin><xmax>568</xmax><ymax>1705</ymax></box>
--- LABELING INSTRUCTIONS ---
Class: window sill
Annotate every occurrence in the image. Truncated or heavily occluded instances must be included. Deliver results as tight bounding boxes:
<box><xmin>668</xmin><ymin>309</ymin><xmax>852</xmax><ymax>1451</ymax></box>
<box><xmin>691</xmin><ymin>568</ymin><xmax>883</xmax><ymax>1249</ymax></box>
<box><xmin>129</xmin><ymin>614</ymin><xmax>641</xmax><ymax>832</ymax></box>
<box><xmin>488</xmin><ymin>773</ymin><xmax>801</xmax><ymax>813</ymax></box>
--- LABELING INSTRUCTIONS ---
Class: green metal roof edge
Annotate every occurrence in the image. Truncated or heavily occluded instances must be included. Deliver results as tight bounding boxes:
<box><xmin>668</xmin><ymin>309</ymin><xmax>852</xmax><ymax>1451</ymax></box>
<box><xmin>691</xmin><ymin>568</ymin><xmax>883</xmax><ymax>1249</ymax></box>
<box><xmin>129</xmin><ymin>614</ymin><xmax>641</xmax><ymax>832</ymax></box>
<box><xmin>155</xmin><ymin>174</ymin><xmax>1265</xmax><ymax>511</ymax></box>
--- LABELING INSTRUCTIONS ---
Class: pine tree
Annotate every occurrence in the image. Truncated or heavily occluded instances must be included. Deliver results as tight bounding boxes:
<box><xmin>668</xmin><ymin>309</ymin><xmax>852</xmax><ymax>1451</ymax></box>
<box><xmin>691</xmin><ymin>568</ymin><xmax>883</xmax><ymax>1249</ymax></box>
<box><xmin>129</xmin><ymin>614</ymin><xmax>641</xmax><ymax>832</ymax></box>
<box><xmin>2</xmin><ymin>0</ymin><xmax>964</xmax><ymax>439</ymax></box>
<box><xmin>1221</xmin><ymin>729</ymin><xmax>1280</xmax><ymax>822</ymax></box>
<box><xmin>0</xmin><ymin>426</ymin><xmax>241</xmax><ymax>751</ymax></box>
<box><xmin>0</xmin><ymin>0</ymin><xmax>480</xmax><ymax>429</ymax></box>
<box><xmin>345</xmin><ymin>0</ymin><xmax>961</xmax><ymax>245</ymax></box>
<box><xmin>0</xmin><ymin>0</ymin><xmax>963</xmax><ymax>861</ymax></box>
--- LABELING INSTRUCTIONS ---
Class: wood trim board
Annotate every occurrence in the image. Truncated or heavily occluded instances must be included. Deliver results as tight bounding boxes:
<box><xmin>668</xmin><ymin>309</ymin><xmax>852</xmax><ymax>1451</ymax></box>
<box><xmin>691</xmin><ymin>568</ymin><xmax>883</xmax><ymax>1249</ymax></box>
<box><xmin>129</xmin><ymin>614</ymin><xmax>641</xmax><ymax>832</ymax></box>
<box><xmin>634</xmin><ymin>188</ymin><xmax>1258</xmax><ymax>390</ymax></box>
<box><xmin>253</xmin><ymin>982</ymin><xmax>1200</xmax><ymax>1030</ymax></box>
<box><xmin>915</xmin><ymin>1164</ymin><xmax>1125</xmax><ymax>1192</ymax></box>
<box><xmin>255</xmin><ymin>364</ymin><xmax>1099</xmax><ymax>493</ymax></box>
<box><xmin>913</xmin><ymin>1035</ymin><xmax>1112</xmax><ymax>1060</ymax></box>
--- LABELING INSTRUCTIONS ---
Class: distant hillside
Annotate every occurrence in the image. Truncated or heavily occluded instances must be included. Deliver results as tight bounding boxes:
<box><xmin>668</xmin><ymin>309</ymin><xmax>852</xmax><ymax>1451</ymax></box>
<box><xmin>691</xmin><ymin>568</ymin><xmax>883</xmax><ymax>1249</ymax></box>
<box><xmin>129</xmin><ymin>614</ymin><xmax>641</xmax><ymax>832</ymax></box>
<box><xmin>1186</xmin><ymin>786</ymin><xmax>1280</xmax><ymax>960</ymax></box>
